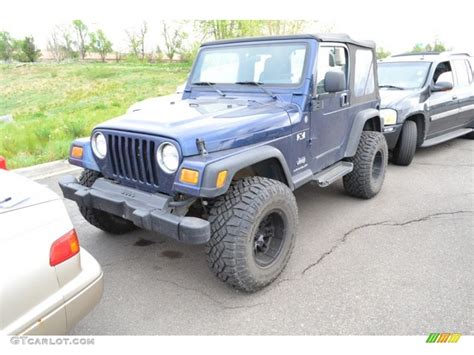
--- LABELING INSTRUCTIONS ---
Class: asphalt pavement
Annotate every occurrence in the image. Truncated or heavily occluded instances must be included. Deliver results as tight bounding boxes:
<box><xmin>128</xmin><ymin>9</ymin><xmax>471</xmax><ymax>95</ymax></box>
<box><xmin>36</xmin><ymin>138</ymin><xmax>473</xmax><ymax>335</ymax></box>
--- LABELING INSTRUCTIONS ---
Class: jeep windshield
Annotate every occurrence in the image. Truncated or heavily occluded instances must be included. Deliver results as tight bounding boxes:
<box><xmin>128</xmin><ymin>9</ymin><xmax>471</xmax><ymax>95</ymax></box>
<box><xmin>378</xmin><ymin>61</ymin><xmax>431</xmax><ymax>90</ymax></box>
<box><xmin>190</xmin><ymin>42</ymin><xmax>307</xmax><ymax>87</ymax></box>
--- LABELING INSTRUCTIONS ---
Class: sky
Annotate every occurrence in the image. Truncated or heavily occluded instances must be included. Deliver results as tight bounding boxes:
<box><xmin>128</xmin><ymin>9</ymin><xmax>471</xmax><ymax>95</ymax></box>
<box><xmin>1</xmin><ymin>0</ymin><xmax>473</xmax><ymax>55</ymax></box>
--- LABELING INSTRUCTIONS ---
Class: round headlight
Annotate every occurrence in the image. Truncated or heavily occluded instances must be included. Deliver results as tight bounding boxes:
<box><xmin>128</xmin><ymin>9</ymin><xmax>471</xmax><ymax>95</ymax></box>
<box><xmin>157</xmin><ymin>143</ymin><xmax>179</xmax><ymax>173</ymax></box>
<box><xmin>91</xmin><ymin>132</ymin><xmax>107</xmax><ymax>159</ymax></box>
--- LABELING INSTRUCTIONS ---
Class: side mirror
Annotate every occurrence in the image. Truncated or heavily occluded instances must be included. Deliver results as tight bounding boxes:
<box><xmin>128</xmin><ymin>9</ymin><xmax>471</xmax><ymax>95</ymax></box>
<box><xmin>324</xmin><ymin>70</ymin><xmax>346</xmax><ymax>93</ymax></box>
<box><xmin>431</xmin><ymin>81</ymin><xmax>453</xmax><ymax>92</ymax></box>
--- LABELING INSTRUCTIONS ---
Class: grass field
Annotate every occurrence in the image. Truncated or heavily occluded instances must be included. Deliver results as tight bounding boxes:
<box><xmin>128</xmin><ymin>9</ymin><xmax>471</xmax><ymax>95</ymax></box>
<box><xmin>0</xmin><ymin>61</ymin><xmax>191</xmax><ymax>168</ymax></box>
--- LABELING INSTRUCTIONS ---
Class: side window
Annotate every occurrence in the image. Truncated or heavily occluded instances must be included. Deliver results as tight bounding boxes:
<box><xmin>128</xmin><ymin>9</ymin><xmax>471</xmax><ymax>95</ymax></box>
<box><xmin>316</xmin><ymin>46</ymin><xmax>348</xmax><ymax>94</ymax></box>
<box><xmin>354</xmin><ymin>49</ymin><xmax>375</xmax><ymax>96</ymax></box>
<box><xmin>433</xmin><ymin>61</ymin><xmax>453</xmax><ymax>85</ymax></box>
<box><xmin>452</xmin><ymin>60</ymin><xmax>471</xmax><ymax>86</ymax></box>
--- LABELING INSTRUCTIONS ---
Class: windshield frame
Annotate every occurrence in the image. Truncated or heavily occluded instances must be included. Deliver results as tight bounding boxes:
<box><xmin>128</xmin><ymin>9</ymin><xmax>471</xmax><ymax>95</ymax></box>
<box><xmin>188</xmin><ymin>40</ymin><xmax>311</xmax><ymax>89</ymax></box>
<box><xmin>378</xmin><ymin>61</ymin><xmax>433</xmax><ymax>90</ymax></box>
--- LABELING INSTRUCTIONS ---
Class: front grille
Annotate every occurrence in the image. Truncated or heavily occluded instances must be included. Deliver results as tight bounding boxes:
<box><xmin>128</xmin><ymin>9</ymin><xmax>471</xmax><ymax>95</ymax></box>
<box><xmin>106</xmin><ymin>133</ymin><xmax>159</xmax><ymax>188</ymax></box>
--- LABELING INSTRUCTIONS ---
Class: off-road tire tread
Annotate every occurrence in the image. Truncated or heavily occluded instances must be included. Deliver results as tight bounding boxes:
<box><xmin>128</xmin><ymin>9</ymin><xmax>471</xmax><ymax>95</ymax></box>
<box><xmin>205</xmin><ymin>176</ymin><xmax>298</xmax><ymax>292</ymax></box>
<box><xmin>343</xmin><ymin>131</ymin><xmax>388</xmax><ymax>199</ymax></box>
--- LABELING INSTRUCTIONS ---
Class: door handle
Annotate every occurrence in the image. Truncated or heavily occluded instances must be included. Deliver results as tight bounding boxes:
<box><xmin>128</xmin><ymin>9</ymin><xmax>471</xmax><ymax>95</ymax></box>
<box><xmin>340</xmin><ymin>93</ymin><xmax>349</xmax><ymax>107</ymax></box>
<box><xmin>452</xmin><ymin>95</ymin><xmax>458</xmax><ymax>100</ymax></box>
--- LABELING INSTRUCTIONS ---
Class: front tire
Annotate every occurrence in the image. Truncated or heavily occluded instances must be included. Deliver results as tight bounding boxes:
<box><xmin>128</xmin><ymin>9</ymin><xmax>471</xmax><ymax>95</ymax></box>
<box><xmin>77</xmin><ymin>169</ymin><xmax>137</xmax><ymax>234</ymax></box>
<box><xmin>392</xmin><ymin>120</ymin><xmax>417</xmax><ymax>166</ymax></box>
<box><xmin>206</xmin><ymin>177</ymin><xmax>298</xmax><ymax>292</ymax></box>
<box><xmin>343</xmin><ymin>131</ymin><xmax>388</xmax><ymax>199</ymax></box>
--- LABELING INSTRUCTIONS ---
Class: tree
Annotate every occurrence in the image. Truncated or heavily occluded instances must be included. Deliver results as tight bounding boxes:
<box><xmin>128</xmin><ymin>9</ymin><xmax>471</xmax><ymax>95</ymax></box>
<box><xmin>126</xmin><ymin>21</ymin><xmax>148</xmax><ymax>60</ymax></box>
<box><xmin>47</xmin><ymin>26</ymin><xmax>77</xmax><ymax>62</ymax></box>
<box><xmin>139</xmin><ymin>21</ymin><xmax>148</xmax><ymax>60</ymax></box>
<box><xmin>162</xmin><ymin>21</ymin><xmax>187</xmax><ymax>62</ymax></box>
<box><xmin>19</xmin><ymin>36</ymin><xmax>41</xmax><ymax>62</ymax></box>
<box><xmin>376</xmin><ymin>47</ymin><xmax>391</xmax><ymax>60</ymax></box>
<box><xmin>263</xmin><ymin>20</ymin><xmax>307</xmax><ymax>35</ymax></box>
<box><xmin>412</xmin><ymin>39</ymin><xmax>448</xmax><ymax>53</ymax></box>
<box><xmin>0</xmin><ymin>31</ymin><xmax>15</xmax><ymax>62</ymax></box>
<box><xmin>72</xmin><ymin>19</ymin><xmax>89</xmax><ymax>60</ymax></box>
<box><xmin>89</xmin><ymin>30</ymin><xmax>113</xmax><ymax>62</ymax></box>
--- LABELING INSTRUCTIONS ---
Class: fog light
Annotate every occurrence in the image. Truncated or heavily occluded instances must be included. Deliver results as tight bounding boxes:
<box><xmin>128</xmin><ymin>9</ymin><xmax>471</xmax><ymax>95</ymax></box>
<box><xmin>216</xmin><ymin>170</ymin><xmax>228</xmax><ymax>188</ymax></box>
<box><xmin>180</xmin><ymin>169</ymin><xmax>199</xmax><ymax>185</ymax></box>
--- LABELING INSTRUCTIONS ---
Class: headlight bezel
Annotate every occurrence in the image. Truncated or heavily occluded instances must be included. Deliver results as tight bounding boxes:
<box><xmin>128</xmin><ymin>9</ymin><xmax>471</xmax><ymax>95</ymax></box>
<box><xmin>157</xmin><ymin>142</ymin><xmax>179</xmax><ymax>174</ymax></box>
<box><xmin>91</xmin><ymin>132</ymin><xmax>107</xmax><ymax>159</ymax></box>
<box><xmin>380</xmin><ymin>108</ymin><xmax>398</xmax><ymax>126</ymax></box>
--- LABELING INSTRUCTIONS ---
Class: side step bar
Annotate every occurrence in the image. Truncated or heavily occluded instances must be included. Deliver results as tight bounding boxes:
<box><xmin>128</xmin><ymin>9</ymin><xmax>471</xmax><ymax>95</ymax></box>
<box><xmin>421</xmin><ymin>128</ymin><xmax>472</xmax><ymax>147</ymax></box>
<box><xmin>312</xmin><ymin>161</ymin><xmax>353</xmax><ymax>187</ymax></box>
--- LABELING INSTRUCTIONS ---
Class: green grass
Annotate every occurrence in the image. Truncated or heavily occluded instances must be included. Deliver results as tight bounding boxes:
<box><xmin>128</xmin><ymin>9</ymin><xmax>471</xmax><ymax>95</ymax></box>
<box><xmin>0</xmin><ymin>61</ymin><xmax>191</xmax><ymax>168</ymax></box>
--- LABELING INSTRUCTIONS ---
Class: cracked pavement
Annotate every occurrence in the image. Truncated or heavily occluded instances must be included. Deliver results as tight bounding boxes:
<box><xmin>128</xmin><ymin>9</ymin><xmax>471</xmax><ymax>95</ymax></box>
<box><xmin>37</xmin><ymin>138</ymin><xmax>473</xmax><ymax>335</ymax></box>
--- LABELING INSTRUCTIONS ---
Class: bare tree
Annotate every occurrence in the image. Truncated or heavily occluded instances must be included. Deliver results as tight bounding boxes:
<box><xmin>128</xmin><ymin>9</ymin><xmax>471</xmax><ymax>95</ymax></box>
<box><xmin>162</xmin><ymin>21</ymin><xmax>187</xmax><ymax>62</ymax></box>
<box><xmin>47</xmin><ymin>26</ymin><xmax>77</xmax><ymax>62</ymax></box>
<box><xmin>139</xmin><ymin>21</ymin><xmax>148</xmax><ymax>60</ymax></box>
<box><xmin>126</xmin><ymin>22</ymin><xmax>148</xmax><ymax>60</ymax></box>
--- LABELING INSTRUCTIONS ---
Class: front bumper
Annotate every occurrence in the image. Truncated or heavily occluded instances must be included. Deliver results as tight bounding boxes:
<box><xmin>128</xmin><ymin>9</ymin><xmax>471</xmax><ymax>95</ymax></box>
<box><xmin>59</xmin><ymin>176</ymin><xmax>210</xmax><ymax>244</ymax></box>
<box><xmin>383</xmin><ymin>123</ymin><xmax>403</xmax><ymax>150</ymax></box>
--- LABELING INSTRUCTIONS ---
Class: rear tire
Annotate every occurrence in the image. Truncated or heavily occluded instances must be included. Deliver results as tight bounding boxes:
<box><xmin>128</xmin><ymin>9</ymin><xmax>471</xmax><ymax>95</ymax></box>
<box><xmin>206</xmin><ymin>177</ymin><xmax>298</xmax><ymax>292</ymax></box>
<box><xmin>77</xmin><ymin>169</ymin><xmax>137</xmax><ymax>234</ymax></box>
<box><xmin>343</xmin><ymin>131</ymin><xmax>388</xmax><ymax>199</ymax></box>
<box><xmin>392</xmin><ymin>120</ymin><xmax>417</xmax><ymax>166</ymax></box>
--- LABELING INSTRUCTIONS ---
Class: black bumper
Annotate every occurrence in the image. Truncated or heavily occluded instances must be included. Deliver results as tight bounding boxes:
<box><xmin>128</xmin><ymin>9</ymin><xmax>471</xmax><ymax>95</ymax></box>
<box><xmin>383</xmin><ymin>123</ymin><xmax>403</xmax><ymax>150</ymax></box>
<box><xmin>59</xmin><ymin>176</ymin><xmax>210</xmax><ymax>244</ymax></box>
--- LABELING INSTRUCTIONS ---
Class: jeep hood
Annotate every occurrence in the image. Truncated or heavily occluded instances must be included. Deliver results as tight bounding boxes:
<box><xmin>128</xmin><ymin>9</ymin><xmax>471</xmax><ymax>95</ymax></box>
<box><xmin>96</xmin><ymin>96</ymin><xmax>293</xmax><ymax>156</ymax></box>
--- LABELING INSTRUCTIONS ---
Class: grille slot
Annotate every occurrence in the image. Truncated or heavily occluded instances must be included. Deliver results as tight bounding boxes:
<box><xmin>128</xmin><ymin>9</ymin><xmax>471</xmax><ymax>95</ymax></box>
<box><xmin>105</xmin><ymin>133</ymin><xmax>159</xmax><ymax>188</ymax></box>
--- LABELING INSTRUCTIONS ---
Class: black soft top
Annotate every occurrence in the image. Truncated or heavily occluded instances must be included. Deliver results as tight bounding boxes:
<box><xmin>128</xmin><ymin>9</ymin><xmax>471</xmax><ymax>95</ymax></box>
<box><xmin>201</xmin><ymin>33</ymin><xmax>375</xmax><ymax>49</ymax></box>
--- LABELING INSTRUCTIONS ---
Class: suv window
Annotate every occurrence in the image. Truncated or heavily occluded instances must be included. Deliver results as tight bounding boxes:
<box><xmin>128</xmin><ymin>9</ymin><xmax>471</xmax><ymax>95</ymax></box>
<box><xmin>316</xmin><ymin>46</ymin><xmax>348</xmax><ymax>94</ymax></box>
<box><xmin>452</xmin><ymin>59</ymin><xmax>471</xmax><ymax>86</ymax></box>
<box><xmin>433</xmin><ymin>61</ymin><xmax>453</xmax><ymax>85</ymax></box>
<box><xmin>354</xmin><ymin>49</ymin><xmax>375</xmax><ymax>96</ymax></box>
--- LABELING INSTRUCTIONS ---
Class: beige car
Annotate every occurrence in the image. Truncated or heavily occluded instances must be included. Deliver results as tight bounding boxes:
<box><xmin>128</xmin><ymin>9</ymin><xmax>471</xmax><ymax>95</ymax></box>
<box><xmin>0</xmin><ymin>166</ymin><xmax>103</xmax><ymax>335</ymax></box>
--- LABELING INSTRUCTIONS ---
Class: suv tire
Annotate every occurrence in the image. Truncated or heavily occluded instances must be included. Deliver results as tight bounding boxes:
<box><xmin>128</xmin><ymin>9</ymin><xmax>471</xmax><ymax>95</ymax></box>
<box><xmin>464</xmin><ymin>130</ymin><xmax>474</xmax><ymax>139</ymax></box>
<box><xmin>77</xmin><ymin>169</ymin><xmax>137</xmax><ymax>234</ymax></box>
<box><xmin>206</xmin><ymin>177</ymin><xmax>298</xmax><ymax>292</ymax></box>
<box><xmin>392</xmin><ymin>120</ymin><xmax>417</xmax><ymax>166</ymax></box>
<box><xmin>343</xmin><ymin>131</ymin><xmax>388</xmax><ymax>199</ymax></box>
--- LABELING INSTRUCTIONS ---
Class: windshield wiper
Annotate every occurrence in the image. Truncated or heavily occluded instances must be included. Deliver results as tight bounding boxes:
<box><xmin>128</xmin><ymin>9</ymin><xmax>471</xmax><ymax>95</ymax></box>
<box><xmin>234</xmin><ymin>81</ymin><xmax>277</xmax><ymax>100</ymax></box>
<box><xmin>191</xmin><ymin>81</ymin><xmax>226</xmax><ymax>97</ymax></box>
<box><xmin>379</xmin><ymin>85</ymin><xmax>405</xmax><ymax>90</ymax></box>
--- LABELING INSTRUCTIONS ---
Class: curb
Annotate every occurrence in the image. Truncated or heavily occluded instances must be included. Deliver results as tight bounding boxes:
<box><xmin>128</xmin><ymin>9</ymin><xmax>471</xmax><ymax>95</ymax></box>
<box><xmin>14</xmin><ymin>159</ymin><xmax>81</xmax><ymax>181</ymax></box>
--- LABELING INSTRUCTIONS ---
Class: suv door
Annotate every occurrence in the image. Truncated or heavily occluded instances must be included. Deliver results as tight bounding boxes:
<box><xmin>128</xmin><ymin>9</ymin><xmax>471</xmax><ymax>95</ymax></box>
<box><xmin>311</xmin><ymin>44</ymin><xmax>350</xmax><ymax>171</ymax></box>
<box><xmin>452</xmin><ymin>59</ymin><xmax>474</xmax><ymax>126</ymax></box>
<box><xmin>426</xmin><ymin>61</ymin><xmax>460</xmax><ymax>137</ymax></box>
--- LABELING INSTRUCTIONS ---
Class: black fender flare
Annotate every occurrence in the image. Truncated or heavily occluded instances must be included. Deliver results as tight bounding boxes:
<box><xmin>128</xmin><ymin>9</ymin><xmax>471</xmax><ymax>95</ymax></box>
<box><xmin>344</xmin><ymin>108</ymin><xmax>382</xmax><ymax>157</ymax></box>
<box><xmin>199</xmin><ymin>145</ymin><xmax>294</xmax><ymax>198</ymax></box>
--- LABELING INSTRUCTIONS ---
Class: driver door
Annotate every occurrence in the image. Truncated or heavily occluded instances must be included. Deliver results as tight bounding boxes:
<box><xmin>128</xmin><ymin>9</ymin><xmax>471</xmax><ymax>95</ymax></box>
<box><xmin>310</xmin><ymin>45</ymin><xmax>350</xmax><ymax>171</ymax></box>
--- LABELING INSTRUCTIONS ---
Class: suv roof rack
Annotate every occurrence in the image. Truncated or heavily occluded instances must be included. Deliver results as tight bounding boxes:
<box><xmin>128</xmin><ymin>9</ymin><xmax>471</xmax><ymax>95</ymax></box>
<box><xmin>392</xmin><ymin>51</ymin><xmax>471</xmax><ymax>58</ymax></box>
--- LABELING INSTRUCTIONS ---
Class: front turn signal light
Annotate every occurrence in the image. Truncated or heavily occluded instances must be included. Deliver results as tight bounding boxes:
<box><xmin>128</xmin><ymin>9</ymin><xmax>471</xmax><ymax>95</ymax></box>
<box><xmin>180</xmin><ymin>169</ymin><xmax>199</xmax><ymax>185</ymax></box>
<box><xmin>216</xmin><ymin>170</ymin><xmax>228</xmax><ymax>188</ymax></box>
<box><xmin>71</xmin><ymin>146</ymin><xmax>84</xmax><ymax>159</ymax></box>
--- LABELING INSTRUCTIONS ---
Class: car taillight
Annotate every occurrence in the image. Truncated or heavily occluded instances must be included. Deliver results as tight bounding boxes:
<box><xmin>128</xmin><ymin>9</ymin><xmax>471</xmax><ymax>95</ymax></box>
<box><xmin>49</xmin><ymin>229</ymin><xmax>80</xmax><ymax>266</ymax></box>
<box><xmin>0</xmin><ymin>156</ymin><xmax>7</xmax><ymax>170</ymax></box>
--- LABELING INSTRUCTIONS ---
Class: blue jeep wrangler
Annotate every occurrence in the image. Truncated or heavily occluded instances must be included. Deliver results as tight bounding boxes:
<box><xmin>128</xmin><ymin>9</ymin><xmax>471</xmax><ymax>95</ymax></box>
<box><xmin>60</xmin><ymin>34</ymin><xmax>387</xmax><ymax>292</ymax></box>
